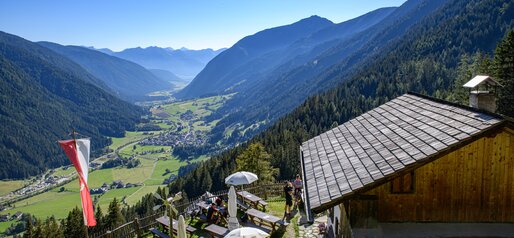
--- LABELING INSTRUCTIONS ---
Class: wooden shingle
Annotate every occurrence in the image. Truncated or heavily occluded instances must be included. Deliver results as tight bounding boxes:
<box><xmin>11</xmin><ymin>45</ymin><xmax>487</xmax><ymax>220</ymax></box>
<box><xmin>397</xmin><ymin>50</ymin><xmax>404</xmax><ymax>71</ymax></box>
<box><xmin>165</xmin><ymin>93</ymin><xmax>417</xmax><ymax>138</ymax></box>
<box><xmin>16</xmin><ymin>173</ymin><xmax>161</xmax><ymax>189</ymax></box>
<box><xmin>301</xmin><ymin>93</ymin><xmax>504</xmax><ymax>213</ymax></box>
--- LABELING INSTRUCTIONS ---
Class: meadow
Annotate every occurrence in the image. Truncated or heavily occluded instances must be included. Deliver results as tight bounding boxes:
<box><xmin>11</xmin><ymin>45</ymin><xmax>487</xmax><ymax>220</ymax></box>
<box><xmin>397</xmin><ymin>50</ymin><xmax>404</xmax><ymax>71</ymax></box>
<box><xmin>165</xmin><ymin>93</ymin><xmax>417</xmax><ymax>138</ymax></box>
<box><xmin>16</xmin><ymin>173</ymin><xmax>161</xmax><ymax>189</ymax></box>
<box><xmin>0</xmin><ymin>95</ymin><xmax>229</xmax><ymax>234</ymax></box>
<box><xmin>0</xmin><ymin>181</ymin><xmax>25</xmax><ymax>197</ymax></box>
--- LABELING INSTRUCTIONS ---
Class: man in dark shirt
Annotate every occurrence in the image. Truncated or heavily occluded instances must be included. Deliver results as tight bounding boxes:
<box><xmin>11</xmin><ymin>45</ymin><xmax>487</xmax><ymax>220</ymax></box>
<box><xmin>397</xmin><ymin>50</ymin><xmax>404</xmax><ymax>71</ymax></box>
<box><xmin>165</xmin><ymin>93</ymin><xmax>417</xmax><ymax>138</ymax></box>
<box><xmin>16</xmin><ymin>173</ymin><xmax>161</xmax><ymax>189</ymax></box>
<box><xmin>283</xmin><ymin>181</ymin><xmax>293</xmax><ymax>219</ymax></box>
<box><xmin>207</xmin><ymin>203</ymin><xmax>219</xmax><ymax>224</ymax></box>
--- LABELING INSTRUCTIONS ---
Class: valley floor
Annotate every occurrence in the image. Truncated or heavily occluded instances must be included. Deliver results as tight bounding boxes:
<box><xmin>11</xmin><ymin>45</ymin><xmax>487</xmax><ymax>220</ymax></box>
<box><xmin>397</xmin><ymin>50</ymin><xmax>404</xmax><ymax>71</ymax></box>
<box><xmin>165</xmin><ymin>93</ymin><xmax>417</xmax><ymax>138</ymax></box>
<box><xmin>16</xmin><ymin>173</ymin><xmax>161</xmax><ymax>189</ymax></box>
<box><xmin>0</xmin><ymin>94</ymin><xmax>231</xmax><ymax>235</ymax></box>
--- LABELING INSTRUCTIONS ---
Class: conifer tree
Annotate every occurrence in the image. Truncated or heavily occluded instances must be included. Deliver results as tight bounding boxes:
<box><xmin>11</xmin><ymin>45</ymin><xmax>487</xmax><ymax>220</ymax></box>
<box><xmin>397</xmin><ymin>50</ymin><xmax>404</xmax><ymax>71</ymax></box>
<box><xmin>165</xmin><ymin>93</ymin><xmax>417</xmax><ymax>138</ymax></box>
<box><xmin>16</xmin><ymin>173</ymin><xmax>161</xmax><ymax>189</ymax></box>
<box><xmin>64</xmin><ymin>207</ymin><xmax>87</xmax><ymax>238</ymax></box>
<box><xmin>43</xmin><ymin>217</ymin><xmax>63</xmax><ymax>238</ymax></box>
<box><xmin>493</xmin><ymin>30</ymin><xmax>514</xmax><ymax>117</ymax></box>
<box><xmin>92</xmin><ymin>206</ymin><xmax>104</xmax><ymax>233</ymax></box>
<box><xmin>105</xmin><ymin>198</ymin><xmax>125</xmax><ymax>230</ymax></box>
<box><xmin>23</xmin><ymin>217</ymin><xmax>34</xmax><ymax>238</ymax></box>
<box><xmin>33</xmin><ymin>220</ymin><xmax>43</xmax><ymax>238</ymax></box>
<box><xmin>452</xmin><ymin>52</ymin><xmax>492</xmax><ymax>104</ymax></box>
<box><xmin>236</xmin><ymin>143</ymin><xmax>278</xmax><ymax>184</ymax></box>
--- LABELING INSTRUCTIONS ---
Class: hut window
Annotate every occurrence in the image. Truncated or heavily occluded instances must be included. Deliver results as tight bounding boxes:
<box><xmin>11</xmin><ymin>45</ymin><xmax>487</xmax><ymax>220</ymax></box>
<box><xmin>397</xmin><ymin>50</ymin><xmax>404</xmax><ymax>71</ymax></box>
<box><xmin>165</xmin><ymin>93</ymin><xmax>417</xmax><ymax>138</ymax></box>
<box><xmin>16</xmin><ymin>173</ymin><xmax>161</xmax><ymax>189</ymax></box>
<box><xmin>391</xmin><ymin>172</ymin><xmax>414</xmax><ymax>194</ymax></box>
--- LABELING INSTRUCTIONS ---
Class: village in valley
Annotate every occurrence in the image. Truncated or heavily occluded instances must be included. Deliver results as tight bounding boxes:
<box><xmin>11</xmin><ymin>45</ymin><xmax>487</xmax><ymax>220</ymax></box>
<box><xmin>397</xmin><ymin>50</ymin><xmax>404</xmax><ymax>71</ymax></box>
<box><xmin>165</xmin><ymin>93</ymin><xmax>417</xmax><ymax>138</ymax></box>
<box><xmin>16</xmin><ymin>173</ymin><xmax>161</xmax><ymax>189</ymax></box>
<box><xmin>0</xmin><ymin>94</ymin><xmax>231</xmax><ymax>234</ymax></box>
<box><xmin>0</xmin><ymin>0</ymin><xmax>513</xmax><ymax>237</ymax></box>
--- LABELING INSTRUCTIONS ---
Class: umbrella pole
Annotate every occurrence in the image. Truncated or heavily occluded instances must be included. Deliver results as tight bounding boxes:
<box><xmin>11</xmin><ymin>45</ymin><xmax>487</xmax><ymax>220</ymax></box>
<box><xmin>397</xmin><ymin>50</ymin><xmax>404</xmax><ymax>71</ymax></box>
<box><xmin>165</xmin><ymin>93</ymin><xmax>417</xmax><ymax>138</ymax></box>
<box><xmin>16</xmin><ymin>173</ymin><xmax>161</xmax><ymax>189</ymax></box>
<box><xmin>240</xmin><ymin>185</ymin><xmax>245</xmax><ymax>206</ymax></box>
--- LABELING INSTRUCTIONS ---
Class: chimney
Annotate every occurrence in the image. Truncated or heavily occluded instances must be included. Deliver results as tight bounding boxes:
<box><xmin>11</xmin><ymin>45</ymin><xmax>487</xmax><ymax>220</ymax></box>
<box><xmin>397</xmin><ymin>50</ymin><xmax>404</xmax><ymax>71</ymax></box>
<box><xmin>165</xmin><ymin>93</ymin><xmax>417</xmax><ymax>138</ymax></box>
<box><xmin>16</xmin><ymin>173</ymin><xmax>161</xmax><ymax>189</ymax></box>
<box><xmin>463</xmin><ymin>75</ymin><xmax>500</xmax><ymax>113</ymax></box>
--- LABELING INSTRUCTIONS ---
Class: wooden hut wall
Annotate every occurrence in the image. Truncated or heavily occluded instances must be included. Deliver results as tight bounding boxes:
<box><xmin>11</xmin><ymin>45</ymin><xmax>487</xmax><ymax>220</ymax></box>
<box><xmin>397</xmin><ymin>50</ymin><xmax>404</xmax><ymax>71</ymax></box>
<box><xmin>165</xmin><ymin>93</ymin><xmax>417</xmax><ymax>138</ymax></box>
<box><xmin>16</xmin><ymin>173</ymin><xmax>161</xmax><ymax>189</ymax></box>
<box><xmin>352</xmin><ymin>127</ymin><xmax>514</xmax><ymax>222</ymax></box>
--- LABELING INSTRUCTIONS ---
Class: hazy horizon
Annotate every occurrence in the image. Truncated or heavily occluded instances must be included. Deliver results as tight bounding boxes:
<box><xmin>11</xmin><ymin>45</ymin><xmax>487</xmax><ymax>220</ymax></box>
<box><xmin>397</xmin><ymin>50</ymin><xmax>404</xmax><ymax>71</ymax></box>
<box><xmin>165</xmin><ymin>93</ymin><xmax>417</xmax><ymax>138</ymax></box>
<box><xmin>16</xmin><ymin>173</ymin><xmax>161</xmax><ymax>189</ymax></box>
<box><xmin>0</xmin><ymin>0</ymin><xmax>406</xmax><ymax>51</ymax></box>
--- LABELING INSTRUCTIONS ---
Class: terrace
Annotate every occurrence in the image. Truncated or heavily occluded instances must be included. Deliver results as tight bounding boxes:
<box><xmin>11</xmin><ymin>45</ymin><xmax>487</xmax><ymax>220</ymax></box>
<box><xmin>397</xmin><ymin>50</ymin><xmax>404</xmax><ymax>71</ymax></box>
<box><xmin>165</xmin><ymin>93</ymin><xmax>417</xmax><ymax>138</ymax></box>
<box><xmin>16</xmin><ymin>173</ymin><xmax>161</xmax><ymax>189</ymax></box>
<box><xmin>90</xmin><ymin>182</ymin><xmax>327</xmax><ymax>238</ymax></box>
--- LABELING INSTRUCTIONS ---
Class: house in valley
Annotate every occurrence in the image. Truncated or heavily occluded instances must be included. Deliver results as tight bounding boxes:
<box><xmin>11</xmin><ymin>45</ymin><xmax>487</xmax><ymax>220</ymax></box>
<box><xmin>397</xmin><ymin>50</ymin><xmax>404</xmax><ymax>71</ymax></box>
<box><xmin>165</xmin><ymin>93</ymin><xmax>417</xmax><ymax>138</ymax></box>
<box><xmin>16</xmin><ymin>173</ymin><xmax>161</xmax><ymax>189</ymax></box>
<box><xmin>300</xmin><ymin>87</ymin><xmax>513</xmax><ymax>237</ymax></box>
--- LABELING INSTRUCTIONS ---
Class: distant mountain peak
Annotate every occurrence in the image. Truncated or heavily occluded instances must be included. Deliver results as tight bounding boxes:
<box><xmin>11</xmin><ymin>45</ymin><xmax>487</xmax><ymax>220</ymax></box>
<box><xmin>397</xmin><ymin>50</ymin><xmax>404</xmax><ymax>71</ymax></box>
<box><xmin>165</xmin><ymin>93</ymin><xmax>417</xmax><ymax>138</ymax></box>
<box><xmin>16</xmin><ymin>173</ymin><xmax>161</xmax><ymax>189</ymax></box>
<box><xmin>112</xmin><ymin>46</ymin><xmax>225</xmax><ymax>78</ymax></box>
<box><xmin>298</xmin><ymin>15</ymin><xmax>333</xmax><ymax>25</ymax></box>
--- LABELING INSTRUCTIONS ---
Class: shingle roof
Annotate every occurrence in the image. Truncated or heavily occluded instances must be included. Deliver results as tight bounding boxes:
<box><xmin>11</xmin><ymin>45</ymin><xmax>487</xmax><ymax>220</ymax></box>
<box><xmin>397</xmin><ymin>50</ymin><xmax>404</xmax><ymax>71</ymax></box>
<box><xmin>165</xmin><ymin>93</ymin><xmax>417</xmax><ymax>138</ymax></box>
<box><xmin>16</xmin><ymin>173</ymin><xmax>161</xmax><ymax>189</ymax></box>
<box><xmin>300</xmin><ymin>93</ymin><xmax>504</xmax><ymax>213</ymax></box>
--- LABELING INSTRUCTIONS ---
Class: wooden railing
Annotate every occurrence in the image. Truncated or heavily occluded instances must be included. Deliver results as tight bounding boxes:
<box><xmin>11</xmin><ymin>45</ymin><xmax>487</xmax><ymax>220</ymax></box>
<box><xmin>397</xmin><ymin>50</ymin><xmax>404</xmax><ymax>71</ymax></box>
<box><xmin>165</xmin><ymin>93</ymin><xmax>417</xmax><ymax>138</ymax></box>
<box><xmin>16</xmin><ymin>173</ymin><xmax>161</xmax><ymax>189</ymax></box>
<box><xmin>91</xmin><ymin>212</ymin><xmax>163</xmax><ymax>238</ymax></box>
<box><xmin>91</xmin><ymin>181</ymin><xmax>289</xmax><ymax>237</ymax></box>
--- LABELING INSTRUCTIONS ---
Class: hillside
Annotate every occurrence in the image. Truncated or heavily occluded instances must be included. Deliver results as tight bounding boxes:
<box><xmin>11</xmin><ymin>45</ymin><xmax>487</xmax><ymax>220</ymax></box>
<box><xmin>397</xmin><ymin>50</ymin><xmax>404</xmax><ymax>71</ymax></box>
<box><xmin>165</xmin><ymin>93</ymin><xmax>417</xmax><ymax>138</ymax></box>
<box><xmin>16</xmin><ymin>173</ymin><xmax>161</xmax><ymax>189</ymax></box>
<box><xmin>111</xmin><ymin>47</ymin><xmax>224</xmax><ymax>80</ymax></box>
<box><xmin>0</xmin><ymin>32</ymin><xmax>143</xmax><ymax>179</ymax></box>
<box><xmin>148</xmin><ymin>69</ymin><xmax>189</xmax><ymax>89</ymax></box>
<box><xmin>176</xmin><ymin>15</ymin><xmax>335</xmax><ymax>98</ymax></box>
<box><xmin>178</xmin><ymin>8</ymin><xmax>396</xmax><ymax>100</ymax></box>
<box><xmin>38</xmin><ymin>42</ymin><xmax>172</xmax><ymax>102</ymax></box>
<box><xmin>168</xmin><ymin>0</ymin><xmax>514</xmax><ymax>198</ymax></box>
<box><xmin>203</xmin><ymin>0</ymin><xmax>449</xmax><ymax>145</ymax></box>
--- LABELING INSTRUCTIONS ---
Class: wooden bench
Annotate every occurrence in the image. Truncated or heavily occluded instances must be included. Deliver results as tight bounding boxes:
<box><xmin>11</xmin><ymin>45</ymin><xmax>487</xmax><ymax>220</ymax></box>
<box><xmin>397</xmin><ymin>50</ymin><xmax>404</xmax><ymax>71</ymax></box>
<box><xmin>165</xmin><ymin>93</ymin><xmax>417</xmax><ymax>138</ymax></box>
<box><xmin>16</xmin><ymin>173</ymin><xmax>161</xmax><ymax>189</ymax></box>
<box><xmin>149</xmin><ymin>227</ymin><xmax>170</xmax><ymax>238</ymax></box>
<box><xmin>237</xmin><ymin>191</ymin><xmax>264</xmax><ymax>210</ymax></box>
<box><xmin>198</xmin><ymin>214</ymin><xmax>208</xmax><ymax>223</ymax></box>
<box><xmin>204</xmin><ymin>224</ymin><xmax>229</xmax><ymax>237</ymax></box>
<box><xmin>258</xmin><ymin>200</ymin><xmax>268</xmax><ymax>211</ymax></box>
<box><xmin>236</xmin><ymin>198</ymin><xmax>251</xmax><ymax>211</ymax></box>
<box><xmin>155</xmin><ymin>215</ymin><xmax>197</xmax><ymax>236</ymax></box>
<box><xmin>245</xmin><ymin>208</ymin><xmax>283</xmax><ymax>232</ymax></box>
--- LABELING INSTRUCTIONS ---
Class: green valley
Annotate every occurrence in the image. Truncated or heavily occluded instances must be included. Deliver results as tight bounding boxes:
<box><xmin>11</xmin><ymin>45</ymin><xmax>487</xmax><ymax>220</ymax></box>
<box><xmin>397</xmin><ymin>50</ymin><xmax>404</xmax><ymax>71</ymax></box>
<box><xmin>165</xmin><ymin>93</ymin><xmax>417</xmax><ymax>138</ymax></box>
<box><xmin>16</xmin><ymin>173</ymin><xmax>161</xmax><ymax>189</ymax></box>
<box><xmin>0</xmin><ymin>94</ymin><xmax>229</xmax><ymax>234</ymax></box>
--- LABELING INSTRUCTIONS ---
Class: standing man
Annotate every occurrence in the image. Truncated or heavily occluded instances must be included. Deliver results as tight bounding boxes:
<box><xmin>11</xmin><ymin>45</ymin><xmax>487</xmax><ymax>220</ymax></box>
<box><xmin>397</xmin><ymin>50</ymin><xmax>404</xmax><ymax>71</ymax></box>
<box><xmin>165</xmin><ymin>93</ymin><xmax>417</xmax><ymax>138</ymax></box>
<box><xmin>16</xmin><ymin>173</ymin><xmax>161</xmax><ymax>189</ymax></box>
<box><xmin>283</xmin><ymin>181</ymin><xmax>293</xmax><ymax>220</ymax></box>
<box><xmin>293</xmin><ymin>174</ymin><xmax>303</xmax><ymax>209</ymax></box>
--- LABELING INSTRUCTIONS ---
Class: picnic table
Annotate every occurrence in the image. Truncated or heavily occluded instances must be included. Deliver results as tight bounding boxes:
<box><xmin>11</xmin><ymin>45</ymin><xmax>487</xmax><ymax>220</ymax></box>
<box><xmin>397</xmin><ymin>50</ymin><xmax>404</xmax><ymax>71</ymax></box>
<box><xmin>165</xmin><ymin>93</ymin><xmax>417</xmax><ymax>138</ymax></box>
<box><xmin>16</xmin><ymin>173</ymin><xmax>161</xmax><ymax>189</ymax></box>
<box><xmin>204</xmin><ymin>224</ymin><xmax>229</xmax><ymax>237</ymax></box>
<box><xmin>196</xmin><ymin>200</ymin><xmax>211</xmax><ymax>213</ymax></box>
<box><xmin>155</xmin><ymin>215</ymin><xmax>197</xmax><ymax>236</ymax></box>
<box><xmin>245</xmin><ymin>208</ymin><xmax>282</xmax><ymax>232</ymax></box>
<box><xmin>237</xmin><ymin>191</ymin><xmax>267</xmax><ymax>210</ymax></box>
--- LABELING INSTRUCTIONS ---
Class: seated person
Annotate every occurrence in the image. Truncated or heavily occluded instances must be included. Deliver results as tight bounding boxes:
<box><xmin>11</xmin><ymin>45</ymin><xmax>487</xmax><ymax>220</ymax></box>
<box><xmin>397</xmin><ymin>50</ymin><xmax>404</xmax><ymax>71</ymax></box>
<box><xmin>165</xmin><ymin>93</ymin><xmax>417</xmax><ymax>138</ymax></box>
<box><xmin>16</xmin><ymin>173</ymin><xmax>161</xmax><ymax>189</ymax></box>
<box><xmin>215</xmin><ymin>196</ymin><xmax>228</xmax><ymax>217</ymax></box>
<box><xmin>215</xmin><ymin>196</ymin><xmax>224</xmax><ymax>207</ymax></box>
<box><xmin>206</xmin><ymin>203</ymin><xmax>220</xmax><ymax>224</ymax></box>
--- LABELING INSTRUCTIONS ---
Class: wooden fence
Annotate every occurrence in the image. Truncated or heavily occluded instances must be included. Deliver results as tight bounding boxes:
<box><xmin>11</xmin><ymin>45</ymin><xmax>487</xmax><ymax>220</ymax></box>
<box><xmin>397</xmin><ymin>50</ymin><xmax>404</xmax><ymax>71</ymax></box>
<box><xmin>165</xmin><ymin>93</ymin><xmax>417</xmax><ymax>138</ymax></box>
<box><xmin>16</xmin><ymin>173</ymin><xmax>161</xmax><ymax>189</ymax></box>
<box><xmin>91</xmin><ymin>182</ymin><xmax>289</xmax><ymax>237</ymax></box>
<box><xmin>91</xmin><ymin>212</ymin><xmax>163</xmax><ymax>238</ymax></box>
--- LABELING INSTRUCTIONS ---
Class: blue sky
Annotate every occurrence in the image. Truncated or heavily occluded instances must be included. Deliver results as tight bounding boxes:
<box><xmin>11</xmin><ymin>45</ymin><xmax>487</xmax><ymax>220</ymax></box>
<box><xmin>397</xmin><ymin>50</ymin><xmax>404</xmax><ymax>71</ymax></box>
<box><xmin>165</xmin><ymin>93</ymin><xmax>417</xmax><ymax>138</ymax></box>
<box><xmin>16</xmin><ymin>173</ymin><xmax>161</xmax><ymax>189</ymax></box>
<box><xmin>0</xmin><ymin>0</ymin><xmax>406</xmax><ymax>51</ymax></box>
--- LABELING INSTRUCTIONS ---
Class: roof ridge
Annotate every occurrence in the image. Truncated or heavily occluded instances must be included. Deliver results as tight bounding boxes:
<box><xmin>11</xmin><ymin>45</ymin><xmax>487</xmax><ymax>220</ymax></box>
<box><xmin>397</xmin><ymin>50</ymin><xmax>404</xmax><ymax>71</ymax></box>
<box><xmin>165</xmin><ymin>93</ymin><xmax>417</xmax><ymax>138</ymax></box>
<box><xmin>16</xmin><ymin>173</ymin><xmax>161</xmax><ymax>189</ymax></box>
<box><xmin>406</xmin><ymin>92</ymin><xmax>506</xmax><ymax>120</ymax></box>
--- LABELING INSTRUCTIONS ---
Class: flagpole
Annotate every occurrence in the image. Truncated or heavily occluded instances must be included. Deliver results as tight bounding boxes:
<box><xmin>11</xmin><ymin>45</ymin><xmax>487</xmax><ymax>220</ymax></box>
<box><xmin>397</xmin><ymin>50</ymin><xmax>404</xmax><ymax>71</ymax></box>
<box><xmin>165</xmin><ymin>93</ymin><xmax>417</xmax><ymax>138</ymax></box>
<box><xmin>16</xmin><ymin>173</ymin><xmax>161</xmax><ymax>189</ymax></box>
<box><xmin>59</xmin><ymin>129</ymin><xmax>96</xmax><ymax>233</ymax></box>
<box><xmin>71</xmin><ymin>128</ymin><xmax>90</xmax><ymax>237</ymax></box>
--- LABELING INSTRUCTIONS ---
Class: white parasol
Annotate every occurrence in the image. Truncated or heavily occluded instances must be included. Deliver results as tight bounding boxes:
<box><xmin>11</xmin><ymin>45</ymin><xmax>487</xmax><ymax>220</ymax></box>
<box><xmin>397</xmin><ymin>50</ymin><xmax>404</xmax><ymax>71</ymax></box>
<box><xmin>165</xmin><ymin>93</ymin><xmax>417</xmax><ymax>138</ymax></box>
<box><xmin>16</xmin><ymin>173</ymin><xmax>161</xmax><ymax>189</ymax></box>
<box><xmin>227</xmin><ymin>186</ymin><xmax>239</xmax><ymax>230</ymax></box>
<box><xmin>177</xmin><ymin>215</ymin><xmax>186</xmax><ymax>238</ymax></box>
<box><xmin>224</xmin><ymin>227</ymin><xmax>269</xmax><ymax>238</ymax></box>
<box><xmin>225</xmin><ymin>172</ymin><xmax>258</xmax><ymax>186</ymax></box>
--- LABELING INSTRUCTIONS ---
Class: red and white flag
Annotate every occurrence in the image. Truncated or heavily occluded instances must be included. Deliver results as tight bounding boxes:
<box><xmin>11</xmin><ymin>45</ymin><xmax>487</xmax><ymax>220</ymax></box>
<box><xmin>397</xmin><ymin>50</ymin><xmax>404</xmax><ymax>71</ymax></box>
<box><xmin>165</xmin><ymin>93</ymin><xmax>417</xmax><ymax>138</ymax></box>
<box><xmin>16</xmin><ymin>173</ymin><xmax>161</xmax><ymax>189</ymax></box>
<box><xmin>59</xmin><ymin>138</ymin><xmax>96</xmax><ymax>226</ymax></box>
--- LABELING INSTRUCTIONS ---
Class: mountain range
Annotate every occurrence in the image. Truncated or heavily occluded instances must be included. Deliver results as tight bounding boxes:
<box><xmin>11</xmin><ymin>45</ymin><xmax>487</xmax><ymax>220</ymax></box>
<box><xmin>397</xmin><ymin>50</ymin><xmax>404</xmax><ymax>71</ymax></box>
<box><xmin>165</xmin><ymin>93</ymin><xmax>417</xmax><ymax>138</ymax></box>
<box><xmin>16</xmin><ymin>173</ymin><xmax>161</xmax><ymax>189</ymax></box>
<box><xmin>176</xmin><ymin>15</ymin><xmax>336</xmax><ymax>98</ymax></box>
<box><xmin>39</xmin><ymin>42</ymin><xmax>173</xmax><ymax>102</ymax></box>
<box><xmin>0</xmin><ymin>31</ymin><xmax>143</xmax><ymax>179</ymax></box>
<box><xmin>177</xmin><ymin>8</ymin><xmax>396</xmax><ymax>99</ymax></box>
<box><xmin>169</xmin><ymin>0</ymin><xmax>514</xmax><ymax>198</ymax></box>
<box><xmin>178</xmin><ymin>0</ymin><xmax>450</xmax><ymax>144</ymax></box>
<box><xmin>102</xmin><ymin>46</ymin><xmax>225</xmax><ymax>80</ymax></box>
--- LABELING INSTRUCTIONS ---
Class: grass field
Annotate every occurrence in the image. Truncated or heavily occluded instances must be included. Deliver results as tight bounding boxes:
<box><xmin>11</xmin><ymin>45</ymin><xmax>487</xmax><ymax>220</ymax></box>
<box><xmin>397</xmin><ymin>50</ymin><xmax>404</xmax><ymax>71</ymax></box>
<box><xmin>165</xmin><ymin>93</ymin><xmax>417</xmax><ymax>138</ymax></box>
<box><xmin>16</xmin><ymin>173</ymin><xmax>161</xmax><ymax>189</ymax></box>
<box><xmin>154</xmin><ymin>94</ymin><xmax>234</xmax><ymax>126</ymax></box>
<box><xmin>51</xmin><ymin>167</ymin><xmax>75</xmax><ymax>177</ymax></box>
<box><xmin>0</xmin><ymin>220</ymin><xmax>18</xmax><ymax>234</ymax></box>
<box><xmin>119</xmin><ymin>145</ymin><xmax>171</xmax><ymax>157</ymax></box>
<box><xmin>124</xmin><ymin>185</ymin><xmax>162</xmax><ymax>205</ymax></box>
<box><xmin>95</xmin><ymin>187</ymin><xmax>140</xmax><ymax>211</ymax></box>
<box><xmin>1</xmin><ymin>189</ymin><xmax>81</xmax><ymax>219</ymax></box>
<box><xmin>0</xmin><ymin>153</ymin><xmax>208</xmax><ymax>224</ymax></box>
<box><xmin>0</xmin><ymin>95</ymin><xmax>229</xmax><ymax>234</ymax></box>
<box><xmin>0</xmin><ymin>180</ymin><xmax>26</xmax><ymax>196</ymax></box>
<box><xmin>109</xmin><ymin>131</ymin><xmax>155</xmax><ymax>150</ymax></box>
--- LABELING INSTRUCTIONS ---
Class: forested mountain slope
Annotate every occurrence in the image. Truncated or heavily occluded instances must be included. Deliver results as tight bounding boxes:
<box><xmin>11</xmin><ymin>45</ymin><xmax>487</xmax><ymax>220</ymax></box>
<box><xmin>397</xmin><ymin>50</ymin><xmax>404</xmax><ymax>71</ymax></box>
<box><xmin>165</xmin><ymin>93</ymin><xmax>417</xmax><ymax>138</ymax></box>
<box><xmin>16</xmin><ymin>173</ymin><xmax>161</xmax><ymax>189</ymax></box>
<box><xmin>208</xmin><ymin>0</ymin><xmax>448</xmax><ymax>145</ymax></box>
<box><xmin>0</xmin><ymin>32</ymin><xmax>143</xmax><ymax>179</ymax></box>
<box><xmin>179</xmin><ymin>8</ymin><xmax>396</xmax><ymax>101</ymax></box>
<box><xmin>168</xmin><ymin>0</ymin><xmax>514</xmax><ymax>198</ymax></box>
<box><xmin>176</xmin><ymin>15</ymin><xmax>335</xmax><ymax>98</ymax></box>
<box><xmin>39</xmin><ymin>42</ymin><xmax>172</xmax><ymax>102</ymax></box>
